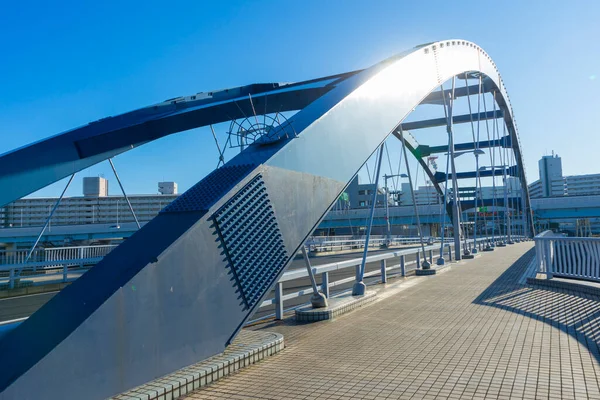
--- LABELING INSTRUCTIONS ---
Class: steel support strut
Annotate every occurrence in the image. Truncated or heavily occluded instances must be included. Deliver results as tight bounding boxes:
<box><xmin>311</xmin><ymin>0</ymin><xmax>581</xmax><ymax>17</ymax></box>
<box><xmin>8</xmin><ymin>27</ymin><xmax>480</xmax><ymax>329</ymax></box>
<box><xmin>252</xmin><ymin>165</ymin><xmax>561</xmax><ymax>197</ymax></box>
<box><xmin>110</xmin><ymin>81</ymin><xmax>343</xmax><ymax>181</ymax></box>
<box><xmin>353</xmin><ymin>143</ymin><xmax>385</xmax><ymax>295</ymax></box>
<box><xmin>301</xmin><ymin>246</ymin><xmax>328</xmax><ymax>308</ymax></box>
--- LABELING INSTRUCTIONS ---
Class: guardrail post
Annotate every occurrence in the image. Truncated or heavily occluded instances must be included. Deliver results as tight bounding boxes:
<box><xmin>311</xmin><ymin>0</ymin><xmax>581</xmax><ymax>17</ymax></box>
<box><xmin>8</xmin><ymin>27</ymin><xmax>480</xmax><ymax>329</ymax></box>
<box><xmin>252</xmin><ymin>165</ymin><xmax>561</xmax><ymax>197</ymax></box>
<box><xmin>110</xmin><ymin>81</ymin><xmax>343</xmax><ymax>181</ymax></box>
<box><xmin>79</xmin><ymin>247</ymin><xmax>84</xmax><ymax>268</ymax></box>
<box><xmin>416</xmin><ymin>253</ymin><xmax>420</xmax><ymax>268</ymax></box>
<box><xmin>355</xmin><ymin>265</ymin><xmax>360</xmax><ymax>280</ymax></box>
<box><xmin>9</xmin><ymin>269</ymin><xmax>15</xmax><ymax>289</ymax></box>
<box><xmin>380</xmin><ymin>259</ymin><xmax>387</xmax><ymax>283</ymax></box>
<box><xmin>275</xmin><ymin>282</ymin><xmax>284</xmax><ymax>320</ymax></box>
<box><xmin>448</xmin><ymin>245</ymin><xmax>453</xmax><ymax>262</ymax></box>
<box><xmin>400</xmin><ymin>255</ymin><xmax>406</xmax><ymax>277</ymax></box>
<box><xmin>535</xmin><ymin>238</ymin><xmax>543</xmax><ymax>276</ymax></box>
<box><xmin>545</xmin><ymin>240</ymin><xmax>553</xmax><ymax>280</ymax></box>
<box><xmin>429</xmin><ymin>250</ymin><xmax>433</xmax><ymax>264</ymax></box>
<box><xmin>321</xmin><ymin>272</ymin><xmax>330</xmax><ymax>298</ymax></box>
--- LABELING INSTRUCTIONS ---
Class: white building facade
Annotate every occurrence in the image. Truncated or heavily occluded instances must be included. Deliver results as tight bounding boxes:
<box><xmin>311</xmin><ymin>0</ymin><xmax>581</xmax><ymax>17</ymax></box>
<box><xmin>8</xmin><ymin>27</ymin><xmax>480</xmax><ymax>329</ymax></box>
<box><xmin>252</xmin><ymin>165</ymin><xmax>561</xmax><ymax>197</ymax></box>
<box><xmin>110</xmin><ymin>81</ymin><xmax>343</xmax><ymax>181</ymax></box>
<box><xmin>0</xmin><ymin>179</ymin><xmax>178</xmax><ymax>228</ymax></box>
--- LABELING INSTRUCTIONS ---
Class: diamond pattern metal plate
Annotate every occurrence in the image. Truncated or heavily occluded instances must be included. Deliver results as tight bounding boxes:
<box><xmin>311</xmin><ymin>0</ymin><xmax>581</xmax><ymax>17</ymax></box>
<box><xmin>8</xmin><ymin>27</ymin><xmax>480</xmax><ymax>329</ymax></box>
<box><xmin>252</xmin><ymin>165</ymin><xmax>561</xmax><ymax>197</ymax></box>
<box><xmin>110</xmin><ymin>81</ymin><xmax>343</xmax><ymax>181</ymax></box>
<box><xmin>212</xmin><ymin>174</ymin><xmax>287</xmax><ymax>308</ymax></box>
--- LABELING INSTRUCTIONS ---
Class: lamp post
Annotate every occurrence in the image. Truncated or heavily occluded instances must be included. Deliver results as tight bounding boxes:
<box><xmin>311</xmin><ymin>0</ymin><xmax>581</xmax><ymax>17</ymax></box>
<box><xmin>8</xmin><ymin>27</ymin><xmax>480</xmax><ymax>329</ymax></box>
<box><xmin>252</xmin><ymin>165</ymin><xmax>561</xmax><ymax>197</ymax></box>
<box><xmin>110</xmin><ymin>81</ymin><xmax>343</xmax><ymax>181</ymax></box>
<box><xmin>383</xmin><ymin>173</ymin><xmax>408</xmax><ymax>246</ymax></box>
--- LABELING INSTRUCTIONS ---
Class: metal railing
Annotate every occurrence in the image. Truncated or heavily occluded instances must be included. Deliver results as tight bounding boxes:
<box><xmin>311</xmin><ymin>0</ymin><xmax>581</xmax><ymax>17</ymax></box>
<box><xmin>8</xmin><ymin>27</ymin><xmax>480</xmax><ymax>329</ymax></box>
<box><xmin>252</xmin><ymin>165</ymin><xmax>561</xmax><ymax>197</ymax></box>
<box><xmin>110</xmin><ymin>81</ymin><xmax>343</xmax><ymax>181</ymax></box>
<box><xmin>0</xmin><ymin>236</ymin><xmax>524</xmax><ymax>290</ymax></box>
<box><xmin>0</xmin><ymin>245</ymin><xmax>116</xmax><ymax>266</ymax></box>
<box><xmin>535</xmin><ymin>230</ymin><xmax>600</xmax><ymax>282</ymax></box>
<box><xmin>0</xmin><ymin>245</ymin><xmax>117</xmax><ymax>289</ymax></box>
<box><xmin>0</xmin><ymin>235</ymin><xmax>529</xmax><ymax>337</ymax></box>
<box><xmin>259</xmin><ymin>243</ymin><xmax>450</xmax><ymax>321</ymax></box>
<box><xmin>259</xmin><ymin>234</ymin><xmax>528</xmax><ymax>321</ymax></box>
<box><xmin>305</xmin><ymin>235</ymin><xmax>437</xmax><ymax>253</ymax></box>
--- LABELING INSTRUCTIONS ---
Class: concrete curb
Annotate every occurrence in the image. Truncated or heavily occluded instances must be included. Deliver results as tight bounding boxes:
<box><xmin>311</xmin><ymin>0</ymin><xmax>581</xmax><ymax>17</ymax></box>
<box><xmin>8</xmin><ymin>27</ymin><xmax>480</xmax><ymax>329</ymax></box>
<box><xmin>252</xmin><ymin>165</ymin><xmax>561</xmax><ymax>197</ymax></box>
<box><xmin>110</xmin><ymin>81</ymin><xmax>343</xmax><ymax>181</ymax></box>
<box><xmin>295</xmin><ymin>291</ymin><xmax>377</xmax><ymax>322</ymax></box>
<box><xmin>527</xmin><ymin>277</ymin><xmax>600</xmax><ymax>297</ymax></box>
<box><xmin>415</xmin><ymin>263</ymin><xmax>452</xmax><ymax>275</ymax></box>
<box><xmin>112</xmin><ymin>330</ymin><xmax>284</xmax><ymax>400</ymax></box>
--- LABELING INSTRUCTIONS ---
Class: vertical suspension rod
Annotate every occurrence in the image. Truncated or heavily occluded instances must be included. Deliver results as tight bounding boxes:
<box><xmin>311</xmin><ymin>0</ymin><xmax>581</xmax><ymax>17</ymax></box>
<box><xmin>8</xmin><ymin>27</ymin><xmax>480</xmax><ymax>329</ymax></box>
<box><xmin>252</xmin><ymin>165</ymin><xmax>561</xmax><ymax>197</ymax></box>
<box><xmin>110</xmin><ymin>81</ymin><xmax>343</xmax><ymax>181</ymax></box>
<box><xmin>464</xmin><ymin>75</ymin><xmax>481</xmax><ymax>252</ymax></box>
<box><xmin>400</xmin><ymin>129</ymin><xmax>430</xmax><ymax>268</ymax></box>
<box><xmin>482</xmin><ymin>91</ymin><xmax>497</xmax><ymax>245</ymax></box>
<box><xmin>24</xmin><ymin>174</ymin><xmax>76</xmax><ymax>263</ymax></box>
<box><xmin>108</xmin><ymin>158</ymin><xmax>140</xmax><ymax>230</ymax></box>
<box><xmin>210</xmin><ymin>124</ymin><xmax>225</xmax><ymax>168</ymax></box>
<box><xmin>445</xmin><ymin>77</ymin><xmax>462</xmax><ymax>260</ymax></box>
<box><xmin>357</xmin><ymin>144</ymin><xmax>385</xmax><ymax>282</ymax></box>
<box><xmin>437</xmin><ymin>83</ymin><xmax>453</xmax><ymax>262</ymax></box>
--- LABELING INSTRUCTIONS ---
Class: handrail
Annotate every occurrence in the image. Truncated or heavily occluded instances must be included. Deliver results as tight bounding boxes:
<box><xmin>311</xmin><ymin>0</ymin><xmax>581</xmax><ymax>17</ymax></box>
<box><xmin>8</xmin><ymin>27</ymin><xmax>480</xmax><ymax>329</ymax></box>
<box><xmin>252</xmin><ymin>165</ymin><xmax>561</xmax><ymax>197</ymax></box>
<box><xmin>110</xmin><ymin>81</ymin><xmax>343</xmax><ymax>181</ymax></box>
<box><xmin>534</xmin><ymin>230</ymin><xmax>600</xmax><ymax>282</ymax></box>
<box><xmin>0</xmin><ymin>244</ymin><xmax>117</xmax><ymax>266</ymax></box>
<box><xmin>0</xmin><ymin>235</ymin><xmax>527</xmax><ymax>334</ymax></box>
<box><xmin>280</xmin><ymin>244</ymin><xmax>440</xmax><ymax>283</ymax></box>
<box><xmin>255</xmin><ymin>235</ymin><xmax>525</xmax><ymax>321</ymax></box>
<box><xmin>0</xmin><ymin>235</ymin><xmax>524</xmax><ymax>293</ymax></box>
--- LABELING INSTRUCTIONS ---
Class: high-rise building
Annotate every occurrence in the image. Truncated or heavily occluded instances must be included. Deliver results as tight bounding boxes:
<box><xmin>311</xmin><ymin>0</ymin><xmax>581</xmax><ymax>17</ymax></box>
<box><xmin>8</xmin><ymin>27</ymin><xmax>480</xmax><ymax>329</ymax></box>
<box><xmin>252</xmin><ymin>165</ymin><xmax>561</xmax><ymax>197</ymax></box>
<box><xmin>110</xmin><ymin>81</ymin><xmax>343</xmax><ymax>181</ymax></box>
<box><xmin>538</xmin><ymin>153</ymin><xmax>563</xmax><ymax>197</ymax></box>
<box><xmin>529</xmin><ymin>153</ymin><xmax>600</xmax><ymax>198</ymax></box>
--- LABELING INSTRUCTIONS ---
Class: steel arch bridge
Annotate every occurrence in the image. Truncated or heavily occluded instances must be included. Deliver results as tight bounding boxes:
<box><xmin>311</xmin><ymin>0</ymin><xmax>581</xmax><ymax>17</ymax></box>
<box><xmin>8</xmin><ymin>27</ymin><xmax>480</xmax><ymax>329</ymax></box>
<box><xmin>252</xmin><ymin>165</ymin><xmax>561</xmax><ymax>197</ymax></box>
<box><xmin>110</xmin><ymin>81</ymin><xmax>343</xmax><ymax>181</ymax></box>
<box><xmin>0</xmin><ymin>40</ymin><xmax>532</xmax><ymax>399</ymax></box>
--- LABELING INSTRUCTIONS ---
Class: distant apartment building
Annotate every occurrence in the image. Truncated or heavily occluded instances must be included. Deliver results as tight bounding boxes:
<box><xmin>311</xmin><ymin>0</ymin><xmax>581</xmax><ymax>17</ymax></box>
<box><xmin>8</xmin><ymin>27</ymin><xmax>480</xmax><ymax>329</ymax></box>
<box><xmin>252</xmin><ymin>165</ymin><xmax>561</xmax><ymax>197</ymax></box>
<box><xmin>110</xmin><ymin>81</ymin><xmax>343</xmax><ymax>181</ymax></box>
<box><xmin>158</xmin><ymin>181</ymin><xmax>178</xmax><ymax>195</ymax></box>
<box><xmin>528</xmin><ymin>180</ymin><xmax>543</xmax><ymax>199</ymax></box>
<box><xmin>343</xmin><ymin>175</ymin><xmax>522</xmax><ymax>209</ymax></box>
<box><xmin>528</xmin><ymin>153</ymin><xmax>600</xmax><ymax>198</ymax></box>
<box><xmin>399</xmin><ymin>183</ymin><xmax>440</xmax><ymax>205</ymax></box>
<box><xmin>344</xmin><ymin>176</ymin><xmax>389</xmax><ymax>209</ymax></box>
<box><xmin>563</xmin><ymin>174</ymin><xmax>600</xmax><ymax>196</ymax></box>
<box><xmin>83</xmin><ymin>177</ymin><xmax>109</xmax><ymax>197</ymax></box>
<box><xmin>538</xmin><ymin>153</ymin><xmax>563</xmax><ymax>197</ymax></box>
<box><xmin>0</xmin><ymin>179</ymin><xmax>178</xmax><ymax>228</ymax></box>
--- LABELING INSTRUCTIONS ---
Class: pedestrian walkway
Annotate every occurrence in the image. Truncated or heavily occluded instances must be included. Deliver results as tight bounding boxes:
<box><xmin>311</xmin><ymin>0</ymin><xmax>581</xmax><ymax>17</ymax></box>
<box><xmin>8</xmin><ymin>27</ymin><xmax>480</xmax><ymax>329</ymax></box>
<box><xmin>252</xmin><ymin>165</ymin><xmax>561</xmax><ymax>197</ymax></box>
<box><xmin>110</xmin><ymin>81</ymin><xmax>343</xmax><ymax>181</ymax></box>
<box><xmin>185</xmin><ymin>242</ymin><xmax>600</xmax><ymax>400</ymax></box>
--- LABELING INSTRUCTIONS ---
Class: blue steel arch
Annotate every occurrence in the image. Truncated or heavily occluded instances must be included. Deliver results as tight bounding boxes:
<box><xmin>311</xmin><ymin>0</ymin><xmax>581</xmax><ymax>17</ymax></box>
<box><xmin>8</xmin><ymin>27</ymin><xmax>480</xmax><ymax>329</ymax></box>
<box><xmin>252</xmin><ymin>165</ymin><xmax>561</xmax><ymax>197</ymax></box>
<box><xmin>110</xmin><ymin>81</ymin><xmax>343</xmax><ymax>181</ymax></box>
<box><xmin>0</xmin><ymin>40</ymin><xmax>531</xmax><ymax>399</ymax></box>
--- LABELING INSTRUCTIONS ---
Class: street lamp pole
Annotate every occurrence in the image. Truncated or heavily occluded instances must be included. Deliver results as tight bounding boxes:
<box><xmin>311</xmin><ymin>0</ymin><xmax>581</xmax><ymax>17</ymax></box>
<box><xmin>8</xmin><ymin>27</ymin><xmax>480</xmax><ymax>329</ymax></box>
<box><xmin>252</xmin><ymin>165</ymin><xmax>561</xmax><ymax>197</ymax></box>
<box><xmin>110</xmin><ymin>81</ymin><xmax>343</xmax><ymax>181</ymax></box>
<box><xmin>383</xmin><ymin>173</ymin><xmax>407</xmax><ymax>246</ymax></box>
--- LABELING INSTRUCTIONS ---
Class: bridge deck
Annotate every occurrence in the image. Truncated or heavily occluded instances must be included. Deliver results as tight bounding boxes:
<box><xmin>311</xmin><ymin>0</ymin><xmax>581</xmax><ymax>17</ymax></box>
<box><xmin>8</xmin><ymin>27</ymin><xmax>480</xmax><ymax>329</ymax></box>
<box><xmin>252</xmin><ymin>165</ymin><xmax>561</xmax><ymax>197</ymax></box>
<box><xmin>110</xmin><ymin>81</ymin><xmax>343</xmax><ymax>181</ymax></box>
<box><xmin>185</xmin><ymin>242</ymin><xmax>600</xmax><ymax>400</ymax></box>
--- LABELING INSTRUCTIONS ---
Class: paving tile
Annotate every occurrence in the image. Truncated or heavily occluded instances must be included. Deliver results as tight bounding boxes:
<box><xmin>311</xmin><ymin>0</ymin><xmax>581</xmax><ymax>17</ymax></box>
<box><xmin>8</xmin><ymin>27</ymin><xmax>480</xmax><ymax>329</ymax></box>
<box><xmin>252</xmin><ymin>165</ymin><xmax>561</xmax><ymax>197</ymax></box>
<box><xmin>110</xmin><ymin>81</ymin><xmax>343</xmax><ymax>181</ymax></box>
<box><xmin>174</xmin><ymin>243</ymin><xmax>600</xmax><ymax>400</ymax></box>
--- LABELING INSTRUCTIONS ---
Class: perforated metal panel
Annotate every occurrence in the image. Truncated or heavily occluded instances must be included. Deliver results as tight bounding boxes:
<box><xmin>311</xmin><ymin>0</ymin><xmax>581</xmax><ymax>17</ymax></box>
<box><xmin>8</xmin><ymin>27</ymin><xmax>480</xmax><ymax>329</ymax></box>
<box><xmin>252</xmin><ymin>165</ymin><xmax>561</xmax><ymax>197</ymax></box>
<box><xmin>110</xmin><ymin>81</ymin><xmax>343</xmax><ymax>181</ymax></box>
<box><xmin>212</xmin><ymin>175</ymin><xmax>287</xmax><ymax>308</ymax></box>
<box><xmin>162</xmin><ymin>164</ymin><xmax>256</xmax><ymax>213</ymax></box>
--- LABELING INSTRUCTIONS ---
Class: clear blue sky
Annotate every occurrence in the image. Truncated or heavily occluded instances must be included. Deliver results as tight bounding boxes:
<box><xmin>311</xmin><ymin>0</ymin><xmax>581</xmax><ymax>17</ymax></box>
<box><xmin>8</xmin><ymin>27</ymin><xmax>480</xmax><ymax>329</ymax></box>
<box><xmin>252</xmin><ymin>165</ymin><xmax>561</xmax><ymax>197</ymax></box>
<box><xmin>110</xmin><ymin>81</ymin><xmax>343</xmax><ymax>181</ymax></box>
<box><xmin>1</xmin><ymin>0</ymin><xmax>599</xmax><ymax>197</ymax></box>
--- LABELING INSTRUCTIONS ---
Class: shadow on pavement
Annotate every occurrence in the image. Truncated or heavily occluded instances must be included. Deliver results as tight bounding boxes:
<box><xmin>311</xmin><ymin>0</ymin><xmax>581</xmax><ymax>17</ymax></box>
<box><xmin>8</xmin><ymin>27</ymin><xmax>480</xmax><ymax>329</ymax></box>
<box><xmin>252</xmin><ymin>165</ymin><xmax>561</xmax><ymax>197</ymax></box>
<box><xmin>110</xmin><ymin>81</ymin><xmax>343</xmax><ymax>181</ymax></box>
<box><xmin>474</xmin><ymin>248</ymin><xmax>600</xmax><ymax>364</ymax></box>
